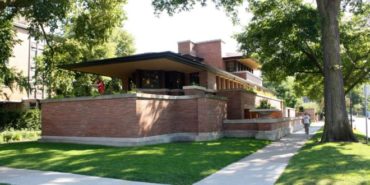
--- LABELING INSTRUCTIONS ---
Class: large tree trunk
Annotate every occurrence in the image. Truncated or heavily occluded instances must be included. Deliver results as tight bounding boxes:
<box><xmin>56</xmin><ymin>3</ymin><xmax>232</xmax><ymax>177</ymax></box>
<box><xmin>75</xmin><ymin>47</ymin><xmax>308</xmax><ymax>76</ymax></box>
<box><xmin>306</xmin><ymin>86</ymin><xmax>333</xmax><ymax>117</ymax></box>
<box><xmin>316</xmin><ymin>0</ymin><xmax>357</xmax><ymax>142</ymax></box>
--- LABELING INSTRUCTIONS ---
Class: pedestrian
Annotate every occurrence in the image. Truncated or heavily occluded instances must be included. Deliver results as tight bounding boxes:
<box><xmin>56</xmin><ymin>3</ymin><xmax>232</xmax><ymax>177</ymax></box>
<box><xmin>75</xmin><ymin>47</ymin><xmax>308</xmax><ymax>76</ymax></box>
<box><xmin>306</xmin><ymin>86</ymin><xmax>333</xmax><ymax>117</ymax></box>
<box><xmin>303</xmin><ymin>113</ymin><xmax>311</xmax><ymax>136</ymax></box>
<box><xmin>94</xmin><ymin>77</ymin><xmax>105</xmax><ymax>95</ymax></box>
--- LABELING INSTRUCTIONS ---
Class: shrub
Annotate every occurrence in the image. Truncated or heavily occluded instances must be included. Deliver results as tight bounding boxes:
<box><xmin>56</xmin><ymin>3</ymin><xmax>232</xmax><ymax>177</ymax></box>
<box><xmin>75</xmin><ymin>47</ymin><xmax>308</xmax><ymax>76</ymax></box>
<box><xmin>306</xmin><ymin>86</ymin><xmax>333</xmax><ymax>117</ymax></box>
<box><xmin>0</xmin><ymin>109</ymin><xmax>41</xmax><ymax>131</ymax></box>
<box><xmin>257</xmin><ymin>100</ymin><xmax>272</xmax><ymax>109</ymax></box>
<box><xmin>0</xmin><ymin>130</ymin><xmax>41</xmax><ymax>143</ymax></box>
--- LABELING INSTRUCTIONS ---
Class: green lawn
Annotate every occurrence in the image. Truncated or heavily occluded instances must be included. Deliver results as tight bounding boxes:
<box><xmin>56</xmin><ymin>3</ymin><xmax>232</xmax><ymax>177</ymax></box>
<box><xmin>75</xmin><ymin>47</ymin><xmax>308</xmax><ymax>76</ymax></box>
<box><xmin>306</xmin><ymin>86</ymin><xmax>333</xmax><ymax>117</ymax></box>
<box><xmin>0</xmin><ymin>138</ymin><xmax>270</xmax><ymax>185</ymax></box>
<box><xmin>276</xmin><ymin>132</ymin><xmax>370</xmax><ymax>185</ymax></box>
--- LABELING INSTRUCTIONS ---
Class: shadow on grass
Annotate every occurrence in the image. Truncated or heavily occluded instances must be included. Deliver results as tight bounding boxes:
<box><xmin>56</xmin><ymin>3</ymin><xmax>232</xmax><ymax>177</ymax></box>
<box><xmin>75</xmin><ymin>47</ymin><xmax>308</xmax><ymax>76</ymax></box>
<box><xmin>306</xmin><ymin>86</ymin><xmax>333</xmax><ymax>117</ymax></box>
<box><xmin>0</xmin><ymin>138</ymin><xmax>270</xmax><ymax>185</ymax></box>
<box><xmin>276</xmin><ymin>131</ymin><xmax>370</xmax><ymax>185</ymax></box>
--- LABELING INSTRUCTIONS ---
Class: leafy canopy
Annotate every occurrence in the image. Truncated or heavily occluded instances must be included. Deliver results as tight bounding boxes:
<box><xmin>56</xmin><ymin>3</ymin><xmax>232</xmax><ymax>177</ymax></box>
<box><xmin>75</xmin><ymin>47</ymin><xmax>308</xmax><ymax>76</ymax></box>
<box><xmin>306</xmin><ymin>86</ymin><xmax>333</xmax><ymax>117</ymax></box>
<box><xmin>0</xmin><ymin>0</ymin><xmax>135</xmax><ymax>98</ymax></box>
<box><xmin>236</xmin><ymin>0</ymin><xmax>369</xmax><ymax>100</ymax></box>
<box><xmin>35</xmin><ymin>0</ymin><xmax>135</xmax><ymax>98</ymax></box>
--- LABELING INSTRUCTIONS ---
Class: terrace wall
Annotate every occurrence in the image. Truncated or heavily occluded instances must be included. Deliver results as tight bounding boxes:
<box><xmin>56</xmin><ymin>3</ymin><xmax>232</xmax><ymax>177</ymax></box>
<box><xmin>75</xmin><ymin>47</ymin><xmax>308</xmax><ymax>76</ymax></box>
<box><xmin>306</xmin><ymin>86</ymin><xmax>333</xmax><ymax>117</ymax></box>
<box><xmin>41</xmin><ymin>93</ymin><xmax>227</xmax><ymax>146</ymax></box>
<box><xmin>223</xmin><ymin>118</ymin><xmax>302</xmax><ymax>140</ymax></box>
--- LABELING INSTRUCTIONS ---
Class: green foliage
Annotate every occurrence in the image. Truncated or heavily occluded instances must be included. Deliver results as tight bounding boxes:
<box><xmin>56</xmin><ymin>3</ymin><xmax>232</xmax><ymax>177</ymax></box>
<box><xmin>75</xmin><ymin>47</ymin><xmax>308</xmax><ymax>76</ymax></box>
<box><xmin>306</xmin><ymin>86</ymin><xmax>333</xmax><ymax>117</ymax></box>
<box><xmin>0</xmin><ymin>13</ymin><xmax>29</xmax><ymax>92</ymax></box>
<box><xmin>256</xmin><ymin>99</ymin><xmax>272</xmax><ymax>109</ymax></box>
<box><xmin>244</xmin><ymin>86</ymin><xmax>257</xmax><ymax>94</ymax></box>
<box><xmin>0</xmin><ymin>0</ymin><xmax>69</xmax><ymax>91</ymax></box>
<box><xmin>348</xmin><ymin>84</ymin><xmax>370</xmax><ymax>116</ymax></box>
<box><xmin>264</xmin><ymin>77</ymin><xmax>299</xmax><ymax>108</ymax></box>
<box><xmin>0</xmin><ymin>109</ymin><xmax>41</xmax><ymax>131</ymax></box>
<box><xmin>0</xmin><ymin>0</ymin><xmax>134</xmax><ymax>98</ymax></box>
<box><xmin>0</xmin><ymin>130</ymin><xmax>41</xmax><ymax>143</ymax></box>
<box><xmin>0</xmin><ymin>138</ymin><xmax>270</xmax><ymax>185</ymax></box>
<box><xmin>236</xmin><ymin>0</ymin><xmax>370</xmax><ymax>100</ymax></box>
<box><xmin>298</xmin><ymin>106</ymin><xmax>304</xmax><ymax>113</ymax></box>
<box><xmin>34</xmin><ymin>0</ymin><xmax>135</xmax><ymax>98</ymax></box>
<box><xmin>152</xmin><ymin>0</ymin><xmax>243</xmax><ymax>20</ymax></box>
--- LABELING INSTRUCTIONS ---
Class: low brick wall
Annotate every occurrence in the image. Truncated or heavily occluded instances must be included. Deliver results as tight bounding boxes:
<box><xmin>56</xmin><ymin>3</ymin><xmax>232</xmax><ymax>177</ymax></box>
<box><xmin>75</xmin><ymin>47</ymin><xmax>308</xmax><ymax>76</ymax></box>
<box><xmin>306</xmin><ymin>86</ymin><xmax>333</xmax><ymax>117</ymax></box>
<box><xmin>223</xmin><ymin>117</ymin><xmax>303</xmax><ymax>140</ymax></box>
<box><xmin>41</xmin><ymin>93</ymin><xmax>227</xmax><ymax>146</ymax></box>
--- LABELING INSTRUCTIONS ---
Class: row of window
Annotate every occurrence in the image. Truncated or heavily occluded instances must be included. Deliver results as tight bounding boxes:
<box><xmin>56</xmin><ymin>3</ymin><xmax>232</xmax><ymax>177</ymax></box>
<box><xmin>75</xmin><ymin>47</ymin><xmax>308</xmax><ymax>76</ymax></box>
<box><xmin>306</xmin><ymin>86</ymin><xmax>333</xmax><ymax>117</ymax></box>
<box><xmin>225</xmin><ymin>61</ymin><xmax>253</xmax><ymax>73</ymax></box>
<box><xmin>131</xmin><ymin>70</ymin><xmax>200</xmax><ymax>89</ymax></box>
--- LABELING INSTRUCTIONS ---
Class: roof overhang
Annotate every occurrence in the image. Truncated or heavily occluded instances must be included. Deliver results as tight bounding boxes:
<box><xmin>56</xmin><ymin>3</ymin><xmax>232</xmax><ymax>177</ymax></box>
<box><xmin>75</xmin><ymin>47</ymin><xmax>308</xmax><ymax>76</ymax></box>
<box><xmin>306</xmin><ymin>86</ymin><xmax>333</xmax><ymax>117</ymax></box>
<box><xmin>60</xmin><ymin>52</ymin><xmax>207</xmax><ymax>78</ymax></box>
<box><xmin>238</xmin><ymin>58</ymin><xmax>261</xmax><ymax>69</ymax></box>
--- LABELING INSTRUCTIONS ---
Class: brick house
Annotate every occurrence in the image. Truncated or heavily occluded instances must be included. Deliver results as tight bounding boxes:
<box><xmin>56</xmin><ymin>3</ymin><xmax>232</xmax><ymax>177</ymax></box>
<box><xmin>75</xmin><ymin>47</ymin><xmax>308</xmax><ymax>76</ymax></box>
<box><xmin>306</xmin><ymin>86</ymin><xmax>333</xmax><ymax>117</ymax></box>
<box><xmin>41</xmin><ymin>40</ymin><xmax>301</xmax><ymax>146</ymax></box>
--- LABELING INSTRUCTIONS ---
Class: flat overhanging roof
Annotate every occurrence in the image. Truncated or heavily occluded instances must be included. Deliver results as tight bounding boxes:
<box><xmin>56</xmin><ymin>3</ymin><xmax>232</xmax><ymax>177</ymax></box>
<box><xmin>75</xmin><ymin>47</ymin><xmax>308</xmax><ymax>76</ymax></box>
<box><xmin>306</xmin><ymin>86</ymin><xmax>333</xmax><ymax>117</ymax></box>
<box><xmin>60</xmin><ymin>51</ymin><xmax>207</xmax><ymax>78</ymax></box>
<box><xmin>223</xmin><ymin>56</ymin><xmax>261</xmax><ymax>69</ymax></box>
<box><xmin>60</xmin><ymin>51</ymin><xmax>262</xmax><ymax>87</ymax></box>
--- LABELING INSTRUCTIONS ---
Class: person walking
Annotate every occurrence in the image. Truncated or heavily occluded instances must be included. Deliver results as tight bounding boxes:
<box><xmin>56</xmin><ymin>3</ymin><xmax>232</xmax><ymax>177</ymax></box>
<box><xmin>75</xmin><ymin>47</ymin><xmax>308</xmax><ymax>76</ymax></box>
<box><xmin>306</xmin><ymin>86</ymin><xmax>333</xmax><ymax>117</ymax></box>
<box><xmin>303</xmin><ymin>113</ymin><xmax>311</xmax><ymax>136</ymax></box>
<box><xmin>94</xmin><ymin>77</ymin><xmax>105</xmax><ymax>95</ymax></box>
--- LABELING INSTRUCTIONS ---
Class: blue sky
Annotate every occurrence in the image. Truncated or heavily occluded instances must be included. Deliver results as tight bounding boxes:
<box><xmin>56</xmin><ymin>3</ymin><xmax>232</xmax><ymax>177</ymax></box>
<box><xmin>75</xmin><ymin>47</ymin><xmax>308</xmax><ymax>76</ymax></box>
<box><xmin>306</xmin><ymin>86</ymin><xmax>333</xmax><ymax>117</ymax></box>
<box><xmin>124</xmin><ymin>0</ymin><xmax>252</xmax><ymax>54</ymax></box>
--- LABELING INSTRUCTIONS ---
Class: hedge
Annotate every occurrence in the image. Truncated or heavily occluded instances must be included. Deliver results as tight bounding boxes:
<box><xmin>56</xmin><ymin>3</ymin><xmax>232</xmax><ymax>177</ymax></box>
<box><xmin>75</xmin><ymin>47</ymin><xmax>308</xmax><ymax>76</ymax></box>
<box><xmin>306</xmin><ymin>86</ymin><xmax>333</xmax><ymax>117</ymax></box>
<box><xmin>0</xmin><ymin>109</ymin><xmax>41</xmax><ymax>131</ymax></box>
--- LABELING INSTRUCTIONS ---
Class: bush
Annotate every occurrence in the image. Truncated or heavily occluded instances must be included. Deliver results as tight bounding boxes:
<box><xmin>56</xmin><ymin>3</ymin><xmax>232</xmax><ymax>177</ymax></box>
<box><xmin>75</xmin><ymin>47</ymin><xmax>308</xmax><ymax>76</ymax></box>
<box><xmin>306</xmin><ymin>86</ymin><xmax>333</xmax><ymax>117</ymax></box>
<box><xmin>257</xmin><ymin>100</ymin><xmax>273</xmax><ymax>109</ymax></box>
<box><xmin>0</xmin><ymin>130</ymin><xmax>41</xmax><ymax>143</ymax></box>
<box><xmin>0</xmin><ymin>109</ymin><xmax>41</xmax><ymax>131</ymax></box>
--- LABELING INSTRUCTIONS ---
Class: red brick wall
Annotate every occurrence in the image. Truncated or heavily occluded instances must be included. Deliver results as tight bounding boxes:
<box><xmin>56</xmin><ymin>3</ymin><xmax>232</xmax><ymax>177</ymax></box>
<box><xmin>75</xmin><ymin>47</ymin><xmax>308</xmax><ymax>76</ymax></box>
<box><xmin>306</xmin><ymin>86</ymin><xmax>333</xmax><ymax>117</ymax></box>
<box><xmin>217</xmin><ymin>90</ymin><xmax>257</xmax><ymax>119</ymax></box>
<box><xmin>42</xmin><ymin>95</ymin><xmax>227</xmax><ymax>138</ymax></box>
<box><xmin>197</xmin><ymin>98</ymin><xmax>227</xmax><ymax>132</ymax></box>
<box><xmin>42</xmin><ymin>98</ymin><xmax>138</xmax><ymax>137</ymax></box>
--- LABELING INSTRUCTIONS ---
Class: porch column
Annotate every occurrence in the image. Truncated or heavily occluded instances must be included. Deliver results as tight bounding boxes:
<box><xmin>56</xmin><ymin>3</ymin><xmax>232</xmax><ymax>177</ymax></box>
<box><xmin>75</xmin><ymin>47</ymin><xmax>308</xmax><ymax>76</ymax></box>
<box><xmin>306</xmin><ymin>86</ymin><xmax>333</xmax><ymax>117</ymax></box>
<box><xmin>121</xmin><ymin>76</ymin><xmax>129</xmax><ymax>92</ymax></box>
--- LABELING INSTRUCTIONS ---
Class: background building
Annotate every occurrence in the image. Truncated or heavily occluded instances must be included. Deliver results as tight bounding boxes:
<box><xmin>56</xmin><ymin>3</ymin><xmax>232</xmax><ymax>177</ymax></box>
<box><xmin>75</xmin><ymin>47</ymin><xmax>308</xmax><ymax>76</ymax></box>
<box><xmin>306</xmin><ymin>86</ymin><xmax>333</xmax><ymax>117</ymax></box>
<box><xmin>0</xmin><ymin>18</ymin><xmax>45</xmax><ymax>109</ymax></box>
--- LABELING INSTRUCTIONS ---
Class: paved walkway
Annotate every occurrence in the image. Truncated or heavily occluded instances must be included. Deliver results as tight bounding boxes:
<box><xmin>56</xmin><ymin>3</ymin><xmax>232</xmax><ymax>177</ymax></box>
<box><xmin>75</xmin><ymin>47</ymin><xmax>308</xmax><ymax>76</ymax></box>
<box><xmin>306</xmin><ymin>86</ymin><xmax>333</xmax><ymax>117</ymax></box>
<box><xmin>0</xmin><ymin>167</ymin><xmax>167</xmax><ymax>185</ymax></box>
<box><xmin>194</xmin><ymin>122</ymin><xmax>324</xmax><ymax>185</ymax></box>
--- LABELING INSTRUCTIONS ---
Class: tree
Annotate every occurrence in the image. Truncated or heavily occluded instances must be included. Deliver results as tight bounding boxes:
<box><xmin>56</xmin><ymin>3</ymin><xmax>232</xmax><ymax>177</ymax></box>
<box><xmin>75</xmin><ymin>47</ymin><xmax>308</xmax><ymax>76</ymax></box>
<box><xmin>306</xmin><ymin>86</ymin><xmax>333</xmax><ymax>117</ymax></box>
<box><xmin>0</xmin><ymin>0</ymin><xmax>69</xmax><ymax>94</ymax></box>
<box><xmin>316</xmin><ymin>0</ymin><xmax>357</xmax><ymax>142</ymax></box>
<box><xmin>236</xmin><ymin>0</ymin><xmax>368</xmax><ymax>141</ymax></box>
<box><xmin>151</xmin><ymin>0</ymin><xmax>368</xmax><ymax>142</ymax></box>
<box><xmin>0</xmin><ymin>9</ymin><xmax>30</xmax><ymax>94</ymax></box>
<box><xmin>35</xmin><ymin>0</ymin><xmax>135</xmax><ymax>98</ymax></box>
<box><xmin>236</xmin><ymin>0</ymin><xmax>369</xmax><ymax>101</ymax></box>
<box><xmin>264</xmin><ymin>77</ymin><xmax>299</xmax><ymax>108</ymax></box>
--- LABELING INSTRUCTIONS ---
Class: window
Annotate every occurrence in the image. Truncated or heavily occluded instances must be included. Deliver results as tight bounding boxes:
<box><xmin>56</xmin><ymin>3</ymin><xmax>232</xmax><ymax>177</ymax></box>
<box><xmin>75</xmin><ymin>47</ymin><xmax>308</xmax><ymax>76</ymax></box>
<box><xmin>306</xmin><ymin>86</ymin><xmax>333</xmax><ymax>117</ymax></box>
<box><xmin>189</xmin><ymin>72</ymin><xmax>200</xmax><ymax>85</ymax></box>
<box><xmin>226</xmin><ymin>61</ymin><xmax>236</xmax><ymax>72</ymax></box>
<box><xmin>165</xmin><ymin>71</ymin><xmax>184</xmax><ymax>89</ymax></box>
<box><xmin>141</xmin><ymin>71</ymin><xmax>161</xmax><ymax>88</ymax></box>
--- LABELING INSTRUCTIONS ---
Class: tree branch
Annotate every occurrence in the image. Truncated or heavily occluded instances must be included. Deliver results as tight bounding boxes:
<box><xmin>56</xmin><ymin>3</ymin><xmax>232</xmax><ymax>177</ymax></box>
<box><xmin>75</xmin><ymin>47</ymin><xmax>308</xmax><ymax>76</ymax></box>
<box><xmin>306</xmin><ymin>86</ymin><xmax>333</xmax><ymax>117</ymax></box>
<box><xmin>345</xmin><ymin>69</ymin><xmax>370</xmax><ymax>94</ymax></box>
<box><xmin>38</xmin><ymin>22</ymin><xmax>54</xmax><ymax>56</ymax></box>
<box><xmin>299</xmin><ymin>41</ymin><xmax>324</xmax><ymax>75</ymax></box>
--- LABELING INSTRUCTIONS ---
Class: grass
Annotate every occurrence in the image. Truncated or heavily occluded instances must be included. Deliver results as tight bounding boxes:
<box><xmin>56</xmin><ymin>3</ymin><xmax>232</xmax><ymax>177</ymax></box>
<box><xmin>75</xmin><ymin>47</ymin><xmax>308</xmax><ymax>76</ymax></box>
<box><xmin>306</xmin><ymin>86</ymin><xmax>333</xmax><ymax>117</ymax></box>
<box><xmin>276</xmin><ymin>131</ymin><xmax>370</xmax><ymax>185</ymax></box>
<box><xmin>0</xmin><ymin>138</ymin><xmax>270</xmax><ymax>185</ymax></box>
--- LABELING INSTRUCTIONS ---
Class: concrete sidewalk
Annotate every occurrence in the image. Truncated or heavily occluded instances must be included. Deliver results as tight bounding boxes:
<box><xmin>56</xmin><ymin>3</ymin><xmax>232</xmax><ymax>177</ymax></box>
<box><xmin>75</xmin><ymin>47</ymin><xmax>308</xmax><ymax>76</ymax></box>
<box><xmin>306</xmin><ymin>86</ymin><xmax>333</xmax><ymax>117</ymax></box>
<box><xmin>0</xmin><ymin>167</ymin><xmax>167</xmax><ymax>185</ymax></box>
<box><xmin>194</xmin><ymin>122</ymin><xmax>324</xmax><ymax>185</ymax></box>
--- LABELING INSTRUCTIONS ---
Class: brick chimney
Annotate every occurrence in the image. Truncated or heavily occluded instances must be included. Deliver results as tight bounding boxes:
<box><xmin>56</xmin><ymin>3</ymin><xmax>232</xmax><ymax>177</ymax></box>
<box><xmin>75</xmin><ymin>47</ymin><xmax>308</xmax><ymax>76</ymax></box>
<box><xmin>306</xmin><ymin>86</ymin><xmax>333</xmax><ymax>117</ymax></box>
<box><xmin>178</xmin><ymin>40</ymin><xmax>197</xmax><ymax>56</ymax></box>
<box><xmin>194</xmin><ymin>40</ymin><xmax>224</xmax><ymax>69</ymax></box>
<box><xmin>178</xmin><ymin>39</ymin><xmax>225</xmax><ymax>69</ymax></box>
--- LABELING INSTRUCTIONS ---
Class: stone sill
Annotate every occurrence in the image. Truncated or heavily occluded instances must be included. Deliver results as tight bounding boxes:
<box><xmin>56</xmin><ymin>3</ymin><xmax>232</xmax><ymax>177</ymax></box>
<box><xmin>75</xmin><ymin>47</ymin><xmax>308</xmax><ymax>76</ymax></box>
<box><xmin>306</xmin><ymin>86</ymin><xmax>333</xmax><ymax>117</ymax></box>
<box><xmin>250</xmin><ymin>108</ymin><xmax>281</xmax><ymax>112</ymax></box>
<box><xmin>41</xmin><ymin>92</ymin><xmax>227</xmax><ymax>103</ymax></box>
<box><xmin>182</xmin><ymin>85</ymin><xmax>216</xmax><ymax>93</ymax></box>
<box><xmin>224</xmin><ymin>117</ymin><xmax>301</xmax><ymax>124</ymax></box>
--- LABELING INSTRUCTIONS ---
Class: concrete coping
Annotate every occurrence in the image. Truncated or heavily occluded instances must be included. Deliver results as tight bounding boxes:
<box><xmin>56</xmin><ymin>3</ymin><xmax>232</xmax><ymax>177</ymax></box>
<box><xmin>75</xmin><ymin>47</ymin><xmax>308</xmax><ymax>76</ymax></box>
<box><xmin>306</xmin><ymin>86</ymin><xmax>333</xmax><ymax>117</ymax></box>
<box><xmin>182</xmin><ymin>85</ymin><xmax>217</xmax><ymax>93</ymax></box>
<box><xmin>224</xmin><ymin>117</ymin><xmax>301</xmax><ymax>124</ymax></box>
<box><xmin>250</xmin><ymin>109</ymin><xmax>281</xmax><ymax>112</ymax></box>
<box><xmin>137</xmin><ymin>88</ymin><xmax>183</xmax><ymax>92</ymax></box>
<box><xmin>41</xmin><ymin>92</ymin><xmax>227</xmax><ymax>103</ymax></box>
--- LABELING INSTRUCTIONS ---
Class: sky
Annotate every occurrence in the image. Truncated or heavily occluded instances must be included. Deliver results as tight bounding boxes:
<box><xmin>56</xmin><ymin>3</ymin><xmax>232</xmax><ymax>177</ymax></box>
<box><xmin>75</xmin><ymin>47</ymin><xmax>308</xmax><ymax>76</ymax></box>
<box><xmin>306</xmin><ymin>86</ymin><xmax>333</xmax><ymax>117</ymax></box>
<box><xmin>123</xmin><ymin>0</ymin><xmax>252</xmax><ymax>55</ymax></box>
